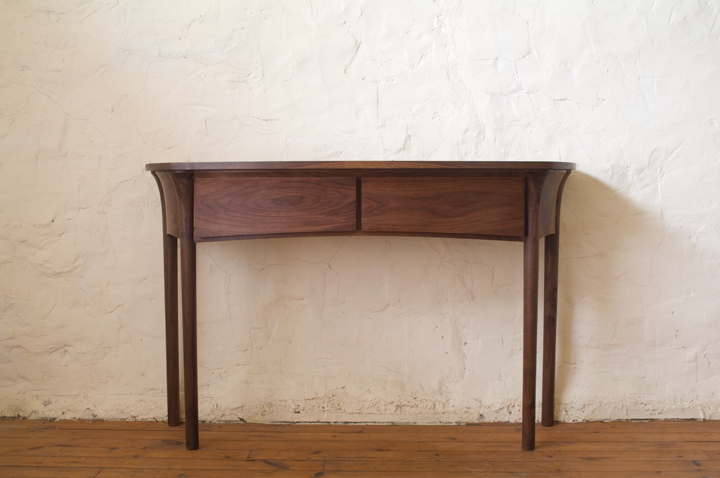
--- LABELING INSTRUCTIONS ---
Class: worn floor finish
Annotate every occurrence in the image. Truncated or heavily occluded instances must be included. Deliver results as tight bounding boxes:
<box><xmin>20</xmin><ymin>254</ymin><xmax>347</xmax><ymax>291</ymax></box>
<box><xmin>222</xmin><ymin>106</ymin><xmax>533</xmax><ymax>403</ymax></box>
<box><xmin>0</xmin><ymin>419</ymin><xmax>718</xmax><ymax>477</ymax></box>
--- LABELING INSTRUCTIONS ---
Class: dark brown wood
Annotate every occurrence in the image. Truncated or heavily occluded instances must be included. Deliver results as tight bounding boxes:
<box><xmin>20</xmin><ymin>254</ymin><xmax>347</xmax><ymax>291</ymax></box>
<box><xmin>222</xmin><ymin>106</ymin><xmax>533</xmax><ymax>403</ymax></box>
<box><xmin>194</xmin><ymin>177</ymin><xmax>357</xmax><ymax>240</ymax></box>
<box><xmin>151</xmin><ymin>172</ymin><xmax>180</xmax><ymax>427</ymax></box>
<box><xmin>522</xmin><ymin>176</ymin><xmax>541</xmax><ymax>451</ymax></box>
<box><xmin>536</xmin><ymin>171</ymin><xmax>570</xmax><ymax>238</ymax></box>
<box><xmin>356</xmin><ymin>177</ymin><xmax>362</xmax><ymax>231</ymax></box>
<box><xmin>541</xmin><ymin>171</ymin><xmax>572</xmax><ymax>427</ymax></box>
<box><xmin>168</xmin><ymin>172</ymin><xmax>199</xmax><ymax>450</ymax></box>
<box><xmin>196</xmin><ymin>170</ymin><xmax>528</xmax><ymax>180</ymax></box>
<box><xmin>153</xmin><ymin>172</ymin><xmax>182</xmax><ymax>239</ymax></box>
<box><xmin>542</xmin><ymin>231</ymin><xmax>559</xmax><ymax>429</ymax></box>
<box><xmin>146</xmin><ymin>161</ymin><xmax>576</xmax><ymax>452</ymax></box>
<box><xmin>162</xmin><ymin>234</ymin><xmax>180</xmax><ymax>427</ymax></box>
<box><xmin>522</xmin><ymin>230</ymin><xmax>539</xmax><ymax>451</ymax></box>
<box><xmin>195</xmin><ymin>230</ymin><xmax>526</xmax><ymax>244</ymax></box>
<box><xmin>181</xmin><ymin>237</ymin><xmax>198</xmax><ymax>450</ymax></box>
<box><xmin>146</xmin><ymin>161</ymin><xmax>577</xmax><ymax>172</ymax></box>
<box><xmin>361</xmin><ymin>177</ymin><xmax>525</xmax><ymax>237</ymax></box>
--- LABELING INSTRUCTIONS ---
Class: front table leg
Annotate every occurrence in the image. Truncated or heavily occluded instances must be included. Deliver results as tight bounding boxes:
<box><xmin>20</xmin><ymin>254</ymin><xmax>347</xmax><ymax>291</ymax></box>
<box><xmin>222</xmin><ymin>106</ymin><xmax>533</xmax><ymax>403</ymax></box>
<box><xmin>522</xmin><ymin>233</ymin><xmax>540</xmax><ymax>451</ymax></box>
<box><xmin>180</xmin><ymin>236</ymin><xmax>199</xmax><ymax>450</ymax></box>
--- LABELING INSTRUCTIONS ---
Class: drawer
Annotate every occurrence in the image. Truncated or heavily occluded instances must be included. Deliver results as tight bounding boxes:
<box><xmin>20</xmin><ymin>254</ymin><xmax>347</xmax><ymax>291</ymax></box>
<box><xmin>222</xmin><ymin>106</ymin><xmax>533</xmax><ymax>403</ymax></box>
<box><xmin>361</xmin><ymin>177</ymin><xmax>525</xmax><ymax>237</ymax></box>
<box><xmin>194</xmin><ymin>177</ymin><xmax>357</xmax><ymax>240</ymax></box>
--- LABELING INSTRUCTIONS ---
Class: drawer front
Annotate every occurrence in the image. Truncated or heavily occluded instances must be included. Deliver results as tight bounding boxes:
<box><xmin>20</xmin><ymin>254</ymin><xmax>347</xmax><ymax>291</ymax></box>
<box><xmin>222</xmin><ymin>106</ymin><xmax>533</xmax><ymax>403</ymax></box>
<box><xmin>194</xmin><ymin>177</ymin><xmax>357</xmax><ymax>240</ymax></box>
<box><xmin>361</xmin><ymin>177</ymin><xmax>525</xmax><ymax>237</ymax></box>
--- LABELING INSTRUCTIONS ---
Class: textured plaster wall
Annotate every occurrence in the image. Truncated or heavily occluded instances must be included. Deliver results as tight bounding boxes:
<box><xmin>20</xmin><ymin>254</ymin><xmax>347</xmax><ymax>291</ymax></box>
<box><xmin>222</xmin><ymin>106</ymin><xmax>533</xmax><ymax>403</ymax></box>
<box><xmin>1</xmin><ymin>1</ymin><xmax>719</xmax><ymax>424</ymax></box>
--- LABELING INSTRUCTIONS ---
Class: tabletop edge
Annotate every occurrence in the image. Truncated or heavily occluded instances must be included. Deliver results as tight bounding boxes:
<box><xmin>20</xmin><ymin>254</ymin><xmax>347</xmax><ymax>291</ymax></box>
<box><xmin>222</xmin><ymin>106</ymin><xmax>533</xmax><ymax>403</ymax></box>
<box><xmin>145</xmin><ymin>161</ymin><xmax>577</xmax><ymax>171</ymax></box>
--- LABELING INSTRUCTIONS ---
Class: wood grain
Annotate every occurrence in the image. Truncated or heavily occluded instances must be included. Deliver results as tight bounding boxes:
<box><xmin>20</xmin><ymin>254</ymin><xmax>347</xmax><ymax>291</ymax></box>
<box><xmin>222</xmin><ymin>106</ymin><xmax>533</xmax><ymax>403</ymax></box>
<box><xmin>151</xmin><ymin>172</ymin><xmax>181</xmax><ymax>427</ymax></box>
<box><xmin>522</xmin><ymin>170</ymin><xmax>556</xmax><ymax>450</ymax></box>
<box><xmin>541</xmin><ymin>171</ymin><xmax>572</xmax><ymax>427</ymax></box>
<box><xmin>153</xmin><ymin>171</ymin><xmax>182</xmax><ymax>238</ymax></box>
<box><xmin>194</xmin><ymin>177</ymin><xmax>357</xmax><ymax>240</ymax></box>
<box><xmin>162</xmin><ymin>233</ymin><xmax>180</xmax><ymax>427</ymax></box>
<box><xmin>361</xmin><ymin>177</ymin><xmax>525</xmax><ymax>237</ymax></box>
<box><xmin>171</xmin><ymin>172</ymin><xmax>199</xmax><ymax>451</ymax></box>
<box><xmin>536</xmin><ymin>171</ymin><xmax>569</xmax><ymax>238</ymax></box>
<box><xmin>148</xmin><ymin>163</ymin><xmax>576</xmax><ymax>451</ymax></box>
<box><xmin>2</xmin><ymin>419</ymin><xmax>718</xmax><ymax>477</ymax></box>
<box><xmin>147</xmin><ymin>161</ymin><xmax>577</xmax><ymax>172</ymax></box>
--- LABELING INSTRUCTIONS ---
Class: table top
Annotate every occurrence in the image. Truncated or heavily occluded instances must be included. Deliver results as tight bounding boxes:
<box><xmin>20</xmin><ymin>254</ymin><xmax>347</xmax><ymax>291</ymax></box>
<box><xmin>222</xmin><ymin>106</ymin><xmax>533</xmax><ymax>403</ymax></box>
<box><xmin>146</xmin><ymin>161</ymin><xmax>576</xmax><ymax>172</ymax></box>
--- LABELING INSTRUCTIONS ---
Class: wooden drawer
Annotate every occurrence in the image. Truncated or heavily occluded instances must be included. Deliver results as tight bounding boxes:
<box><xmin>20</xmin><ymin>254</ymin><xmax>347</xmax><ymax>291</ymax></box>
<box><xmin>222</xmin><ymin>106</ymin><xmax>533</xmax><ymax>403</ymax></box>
<box><xmin>194</xmin><ymin>177</ymin><xmax>357</xmax><ymax>240</ymax></box>
<box><xmin>361</xmin><ymin>177</ymin><xmax>525</xmax><ymax>237</ymax></box>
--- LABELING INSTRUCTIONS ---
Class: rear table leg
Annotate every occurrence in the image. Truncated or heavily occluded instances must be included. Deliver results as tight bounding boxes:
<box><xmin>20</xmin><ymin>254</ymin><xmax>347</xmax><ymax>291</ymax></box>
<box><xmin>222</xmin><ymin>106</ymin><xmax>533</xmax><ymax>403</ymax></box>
<box><xmin>542</xmin><ymin>233</ymin><xmax>559</xmax><ymax>427</ymax></box>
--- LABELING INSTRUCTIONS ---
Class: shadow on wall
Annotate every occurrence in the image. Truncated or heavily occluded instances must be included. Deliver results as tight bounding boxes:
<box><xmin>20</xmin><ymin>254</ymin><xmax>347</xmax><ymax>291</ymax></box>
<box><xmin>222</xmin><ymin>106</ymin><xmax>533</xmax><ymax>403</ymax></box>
<box><xmin>554</xmin><ymin>170</ymin><xmax>675</xmax><ymax>418</ymax></box>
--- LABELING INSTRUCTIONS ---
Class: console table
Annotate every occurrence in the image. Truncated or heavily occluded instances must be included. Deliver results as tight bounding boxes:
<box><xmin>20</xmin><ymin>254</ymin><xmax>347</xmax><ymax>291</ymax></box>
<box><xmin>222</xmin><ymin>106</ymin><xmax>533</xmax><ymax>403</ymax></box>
<box><xmin>146</xmin><ymin>161</ymin><xmax>575</xmax><ymax>451</ymax></box>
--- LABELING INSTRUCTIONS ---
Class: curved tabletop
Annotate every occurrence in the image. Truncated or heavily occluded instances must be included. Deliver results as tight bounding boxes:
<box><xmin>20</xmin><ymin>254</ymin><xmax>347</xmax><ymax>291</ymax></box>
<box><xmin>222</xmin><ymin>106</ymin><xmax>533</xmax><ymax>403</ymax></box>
<box><xmin>146</xmin><ymin>161</ymin><xmax>576</xmax><ymax>171</ymax></box>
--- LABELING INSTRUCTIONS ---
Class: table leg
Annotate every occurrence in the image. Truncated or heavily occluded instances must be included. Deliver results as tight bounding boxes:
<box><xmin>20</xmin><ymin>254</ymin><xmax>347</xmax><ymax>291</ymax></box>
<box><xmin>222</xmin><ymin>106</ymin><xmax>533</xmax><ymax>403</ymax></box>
<box><xmin>522</xmin><ymin>233</ymin><xmax>540</xmax><ymax>451</ymax></box>
<box><xmin>542</xmin><ymin>233</ymin><xmax>559</xmax><ymax>427</ymax></box>
<box><xmin>541</xmin><ymin>170</ymin><xmax>570</xmax><ymax>429</ymax></box>
<box><xmin>181</xmin><ymin>237</ymin><xmax>199</xmax><ymax>450</ymax></box>
<box><xmin>163</xmin><ymin>234</ymin><xmax>180</xmax><ymax>427</ymax></box>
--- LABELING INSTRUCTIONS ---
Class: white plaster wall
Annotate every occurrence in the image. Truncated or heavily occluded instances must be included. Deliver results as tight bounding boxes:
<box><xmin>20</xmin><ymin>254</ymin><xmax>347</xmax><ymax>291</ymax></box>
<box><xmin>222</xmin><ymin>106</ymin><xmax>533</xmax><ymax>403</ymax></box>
<box><xmin>1</xmin><ymin>0</ymin><xmax>719</xmax><ymax>424</ymax></box>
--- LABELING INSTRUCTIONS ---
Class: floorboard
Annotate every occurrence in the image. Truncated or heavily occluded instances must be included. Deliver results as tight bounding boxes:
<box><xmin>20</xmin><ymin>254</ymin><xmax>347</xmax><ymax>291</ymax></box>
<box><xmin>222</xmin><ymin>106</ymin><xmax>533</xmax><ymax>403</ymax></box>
<box><xmin>1</xmin><ymin>419</ymin><xmax>718</xmax><ymax>477</ymax></box>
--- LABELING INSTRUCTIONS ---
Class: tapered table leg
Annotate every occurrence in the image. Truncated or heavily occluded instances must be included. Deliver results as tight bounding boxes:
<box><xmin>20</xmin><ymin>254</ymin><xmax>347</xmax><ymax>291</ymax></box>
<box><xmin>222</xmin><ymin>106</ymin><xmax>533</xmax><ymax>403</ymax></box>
<box><xmin>522</xmin><ymin>233</ymin><xmax>540</xmax><ymax>451</ymax></box>
<box><xmin>163</xmin><ymin>234</ymin><xmax>180</xmax><ymax>427</ymax></box>
<box><xmin>542</xmin><ymin>233</ymin><xmax>559</xmax><ymax>427</ymax></box>
<box><xmin>181</xmin><ymin>237</ymin><xmax>199</xmax><ymax>450</ymax></box>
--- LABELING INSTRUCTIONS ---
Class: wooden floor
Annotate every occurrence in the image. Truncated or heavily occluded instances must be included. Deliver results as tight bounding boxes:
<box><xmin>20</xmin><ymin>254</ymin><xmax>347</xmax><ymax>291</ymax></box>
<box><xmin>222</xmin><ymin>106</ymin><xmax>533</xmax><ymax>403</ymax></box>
<box><xmin>1</xmin><ymin>419</ymin><xmax>718</xmax><ymax>477</ymax></box>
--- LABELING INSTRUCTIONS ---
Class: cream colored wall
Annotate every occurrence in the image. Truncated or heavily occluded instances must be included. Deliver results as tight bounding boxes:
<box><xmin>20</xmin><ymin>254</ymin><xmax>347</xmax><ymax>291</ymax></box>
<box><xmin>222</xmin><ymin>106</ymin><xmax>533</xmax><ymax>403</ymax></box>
<box><xmin>1</xmin><ymin>1</ymin><xmax>719</xmax><ymax>424</ymax></box>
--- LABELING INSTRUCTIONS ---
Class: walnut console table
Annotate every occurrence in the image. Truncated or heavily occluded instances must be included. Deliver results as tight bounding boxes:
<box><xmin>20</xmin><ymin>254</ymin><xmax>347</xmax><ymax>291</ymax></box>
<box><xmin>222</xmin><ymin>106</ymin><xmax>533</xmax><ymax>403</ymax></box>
<box><xmin>146</xmin><ymin>161</ymin><xmax>575</xmax><ymax>451</ymax></box>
